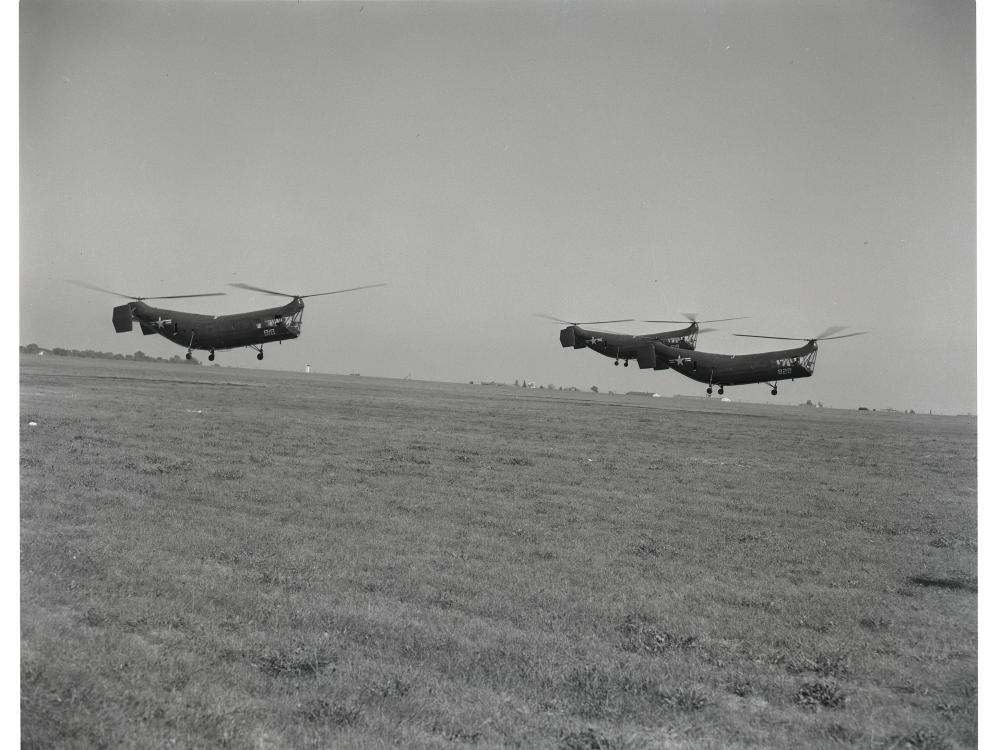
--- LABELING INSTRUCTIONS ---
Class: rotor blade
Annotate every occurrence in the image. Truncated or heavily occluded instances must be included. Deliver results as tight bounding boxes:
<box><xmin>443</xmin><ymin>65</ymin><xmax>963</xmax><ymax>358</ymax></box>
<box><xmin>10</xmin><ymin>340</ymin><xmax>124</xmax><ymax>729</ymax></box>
<box><xmin>733</xmin><ymin>330</ymin><xmax>866</xmax><ymax>342</ymax></box>
<box><xmin>299</xmin><ymin>283</ymin><xmax>388</xmax><ymax>298</ymax></box>
<box><xmin>535</xmin><ymin>313</ymin><xmax>575</xmax><ymax>324</ymax></box>
<box><xmin>817</xmin><ymin>331</ymin><xmax>867</xmax><ymax>341</ymax></box>
<box><xmin>813</xmin><ymin>325</ymin><xmax>849</xmax><ymax>341</ymax></box>
<box><xmin>698</xmin><ymin>327</ymin><xmax>717</xmax><ymax>335</ymax></box>
<box><xmin>732</xmin><ymin>334</ymin><xmax>809</xmax><ymax>341</ymax></box>
<box><xmin>642</xmin><ymin>316</ymin><xmax>747</xmax><ymax>325</ymax></box>
<box><xmin>70</xmin><ymin>280</ymin><xmax>225</xmax><ymax>300</ymax></box>
<box><xmin>143</xmin><ymin>293</ymin><xmax>227</xmax><ymax>300</ymax></box>
<box><xmin>536</xmin><ymin>314</ymin><xmax>634</xmax><ymax>325</ymax></box>
<box><xmin>229</xmin><ymin>283</ymin><xmax>293</xmax><ymax>296</ymax></box>
<box><xmin>68</xmin><ymin>280</ymin><xmax>139</xmax><ymax>299</ymax></box>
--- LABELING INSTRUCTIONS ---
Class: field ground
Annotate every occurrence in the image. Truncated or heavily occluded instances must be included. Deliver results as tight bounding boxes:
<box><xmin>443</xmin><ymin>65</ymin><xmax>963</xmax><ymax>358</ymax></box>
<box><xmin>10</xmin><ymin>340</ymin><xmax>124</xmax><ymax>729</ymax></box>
<box><xmin>20</xmin><ymin>355</ymin><xmax>977</xmax><ymax>748</ymax></box>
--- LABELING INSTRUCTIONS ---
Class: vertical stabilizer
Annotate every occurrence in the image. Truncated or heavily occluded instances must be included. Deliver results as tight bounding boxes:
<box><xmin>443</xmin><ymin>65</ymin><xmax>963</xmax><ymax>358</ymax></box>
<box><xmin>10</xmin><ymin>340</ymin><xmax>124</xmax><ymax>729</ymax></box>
<box><xmin>112</xmin><ymin>304</ymin><xmax>134</xmax><ymax>333</ymax></box>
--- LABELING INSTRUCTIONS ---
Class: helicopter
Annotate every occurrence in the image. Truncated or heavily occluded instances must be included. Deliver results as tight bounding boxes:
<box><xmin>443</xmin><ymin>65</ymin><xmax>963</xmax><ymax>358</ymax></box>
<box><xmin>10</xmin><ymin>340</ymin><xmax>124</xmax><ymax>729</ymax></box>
<box><xmin>541</xmin><ymin>313</ymin><xmax>746</xmax><ymax>367</ymax></box>
<box><xmin>73</xmin><ymin>280</ymin><xmax>386</xmax><ymax>362</ymax></box>
<box><xmin>635</xmin><ymin>327</ymin><xmax>866</xmax><ymax>396</ymax></box>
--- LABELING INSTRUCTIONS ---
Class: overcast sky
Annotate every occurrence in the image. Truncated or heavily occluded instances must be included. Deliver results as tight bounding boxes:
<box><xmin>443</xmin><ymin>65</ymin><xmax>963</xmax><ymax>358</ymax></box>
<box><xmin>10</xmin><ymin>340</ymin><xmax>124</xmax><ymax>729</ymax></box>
<box><xmin>19</xmin><ymin>0</ymin><xmax>975</xmax><ymax>414</ymax></box>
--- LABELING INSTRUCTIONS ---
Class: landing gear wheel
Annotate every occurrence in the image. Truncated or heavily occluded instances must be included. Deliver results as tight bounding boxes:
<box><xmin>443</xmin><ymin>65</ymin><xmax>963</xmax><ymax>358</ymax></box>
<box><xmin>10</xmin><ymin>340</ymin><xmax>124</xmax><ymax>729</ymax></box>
<box><xmin>257</xmin><ymin>351</ymin><xmax>264</xmax><ymax>361</ymax></box>
<box><xmin>623</xmin><ymin>360</ymin><xmax>628</xmax><ymax>367</ymax></box>
<box><xmin>614</xmin><ymin>360</ymin><xmax>619</xmax><ymax>366</ymax></box>
<box><xmin>717</xmin><ymin>387</ymin><xmax>724</xmax><ymax>395</ymax></box>
<box><xmin>706</xmin><ymin>387</ymin><xmax>712</xmax><ymax>395</ymax></box>
<box><xmin>208</xmin><ymin>352</ymin><xmax>215</xmax><ymax>362</ymax></box>
<box><xmin>771</xmin><ymin>388</ymin><xmax>778</xmax><ymax>396</ymax></box>
<box><xmin>185</xmin><ymin>352</ymin><xmax>192</xmax><ymax>360</ymax></box>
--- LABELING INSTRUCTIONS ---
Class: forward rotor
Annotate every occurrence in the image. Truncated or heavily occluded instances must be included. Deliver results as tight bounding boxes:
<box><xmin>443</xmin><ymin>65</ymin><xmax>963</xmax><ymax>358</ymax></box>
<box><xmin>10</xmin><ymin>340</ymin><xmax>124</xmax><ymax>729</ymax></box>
<box><xmin>733</xmin><ymin>326</ymin><xmax>867</xmax><ymax>343</ymax></box>
<box><xmin>70</xmin><ymin>280</ymin><xmax>226</xmax><ymax>301</ymax></box>
<box><xmin>642</xmin><ymin>312</ymin><xmax>748</xmax><ymax>325</ymax></box>
<box><xmin>230</xmin><ymin>282</ymin><xmax>387</xmax><ymax>299</ymax></box>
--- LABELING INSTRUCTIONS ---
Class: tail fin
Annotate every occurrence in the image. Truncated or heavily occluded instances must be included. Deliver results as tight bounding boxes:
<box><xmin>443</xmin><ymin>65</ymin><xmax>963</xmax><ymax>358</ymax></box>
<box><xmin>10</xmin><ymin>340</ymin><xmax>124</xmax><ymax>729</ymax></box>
<box><xmin>560</xmin><ymin>326</ymin><xmax>586</xmax><ymax>349</ymax></box>
<box><xmin>112</xmin><ymin>304</ymin><xmax>134</xmax><ymax>333</ymax></box>
<box><xmin>637</xmin><ymin>343</ymin><xmax>670</xmax><ymax>370</ymax></box>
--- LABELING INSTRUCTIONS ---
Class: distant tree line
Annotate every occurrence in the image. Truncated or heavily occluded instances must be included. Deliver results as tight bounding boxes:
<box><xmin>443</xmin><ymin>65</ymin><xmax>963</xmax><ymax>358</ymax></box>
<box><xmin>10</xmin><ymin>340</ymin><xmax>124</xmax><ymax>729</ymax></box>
<box><xmin>509</xmin><ymin>379</ymin><xmax>581</xmax><ymax>391</ymax></box>
<box><xmin>20</xmin><ymin>343</ymin><xmax>201</xmax><ymax>365</ymax></box>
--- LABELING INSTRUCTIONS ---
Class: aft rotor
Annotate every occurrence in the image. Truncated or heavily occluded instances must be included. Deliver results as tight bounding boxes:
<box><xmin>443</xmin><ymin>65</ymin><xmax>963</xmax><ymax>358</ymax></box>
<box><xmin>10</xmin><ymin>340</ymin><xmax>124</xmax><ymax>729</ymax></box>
<box><xmin>642</xmin><ymin>312</ymin><xmax>748</xmax><ymax>334</ymax></box>
<box><xmin>70</xmin><ymin>280</ymin><xmax>226</xmax><ymax>302</ymax></box>
<box><xmin>229</xmin><ymin>282</ymin><xmax>387</xmax><ymax>301</ymax></box>
<box><xmin>535</xmin><ymin>313</ymin><xmax>635</xmax><ymax>326</ymax></box>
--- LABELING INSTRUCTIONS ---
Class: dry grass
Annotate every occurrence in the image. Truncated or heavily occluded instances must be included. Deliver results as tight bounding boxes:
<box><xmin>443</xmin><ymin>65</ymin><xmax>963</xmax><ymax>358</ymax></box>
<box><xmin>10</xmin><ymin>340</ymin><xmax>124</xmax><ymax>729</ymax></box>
<box><xmin>20</xmin><ymin>355</ymin><xmax>977</xmax><ymax>748</ymax></box>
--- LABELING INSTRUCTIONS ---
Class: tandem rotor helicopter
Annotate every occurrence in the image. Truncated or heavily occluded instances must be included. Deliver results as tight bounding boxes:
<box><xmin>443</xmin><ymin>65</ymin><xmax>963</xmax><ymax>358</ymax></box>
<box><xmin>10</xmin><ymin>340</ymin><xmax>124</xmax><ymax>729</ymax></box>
<box><xmin>633</xmin><ymin>326</ymin><xmax>867</xmax><ymax>397</ymax></box>
<box><xmin>72</xmin><ymin>280</ymin><xmax>386</xmax><ymax>362</ymax></box>
<box><xmin>539</xmin><ymin>312</ymin><xmax>746</xmax><ymax>367</ymax></box>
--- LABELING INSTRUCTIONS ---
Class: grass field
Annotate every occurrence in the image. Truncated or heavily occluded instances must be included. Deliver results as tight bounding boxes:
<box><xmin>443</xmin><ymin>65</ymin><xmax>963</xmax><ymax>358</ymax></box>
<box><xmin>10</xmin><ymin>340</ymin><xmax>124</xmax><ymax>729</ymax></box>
<box><xmin>20</xmin><ymin>355</ymin><xmax>977</xmax><ymax>749</ymax></box>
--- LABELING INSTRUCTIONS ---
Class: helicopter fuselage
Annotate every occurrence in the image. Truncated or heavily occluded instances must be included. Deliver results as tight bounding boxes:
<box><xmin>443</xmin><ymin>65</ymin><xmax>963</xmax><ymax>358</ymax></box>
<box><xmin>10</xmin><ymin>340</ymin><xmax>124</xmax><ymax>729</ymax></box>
<box><xmin>114</xmin><ymin>298</ymin><xmax>305</xmax><ymax>355</ymax></box>
<box><xmin>561</xmin><ymin>323</ymin><xmax>699</xmax><ymax>365</ymax></box>
<box><xmin>644</xmin><ymin>340</ymin><xmax>818</xmax><ymax>387</ymax></box>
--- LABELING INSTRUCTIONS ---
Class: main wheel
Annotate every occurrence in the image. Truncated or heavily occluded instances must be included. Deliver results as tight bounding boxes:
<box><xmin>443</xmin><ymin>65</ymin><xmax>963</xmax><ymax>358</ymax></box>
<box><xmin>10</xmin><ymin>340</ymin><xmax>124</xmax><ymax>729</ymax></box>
<box><xmin>771</xmin><ymin>388</ymin><xmax>777</xmax><ymax>396</ymax></box>
<box><xmin>717</xmin><ymin>387</ymin><xmax>724</xmax><ymax>395</ymax></box>
<box><xmin>185</xmin><ymin>352</ymin><xmax>191</xmax><ymax>360</ymax></box>
<box><xmin>208</xmin><ymin>353</ymin><xmax>215</xmax><ymax>362</ymax></box>
<box><xmin>257</xmin><ymin>351</ymin><xmax>264</xmax><ymax>361</ymax></box>
<box><xmin>623</xmin><ymin>360</ymin><xmax>628</xmax><ymax>367</ymax></box>
<box><xmin>706</xmin><ymin>387</ymin><xmax>712</xmax><ymax>395</ymax></box>
<box><xmin>614</xmin><ymin>361</ymin><xmax>619</xmax><ymax>366</ymax></box>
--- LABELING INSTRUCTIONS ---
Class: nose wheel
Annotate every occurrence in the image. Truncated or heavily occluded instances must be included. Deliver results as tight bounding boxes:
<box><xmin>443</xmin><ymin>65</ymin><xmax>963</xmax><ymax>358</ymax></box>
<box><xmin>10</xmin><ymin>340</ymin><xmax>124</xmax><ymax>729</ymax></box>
<box><xmin>250</xmin><ymin>344</ymin><xmax>264</xmax><ymax>361</ymax></box>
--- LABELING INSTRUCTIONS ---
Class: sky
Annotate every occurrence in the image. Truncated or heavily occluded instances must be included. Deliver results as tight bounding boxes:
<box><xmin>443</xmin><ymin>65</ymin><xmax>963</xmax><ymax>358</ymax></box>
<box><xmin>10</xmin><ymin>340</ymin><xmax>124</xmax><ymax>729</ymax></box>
<box><xmin>19</xmin><ymin>0</ymin><xmax>976</xmax><ymax>414</ymax></box>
